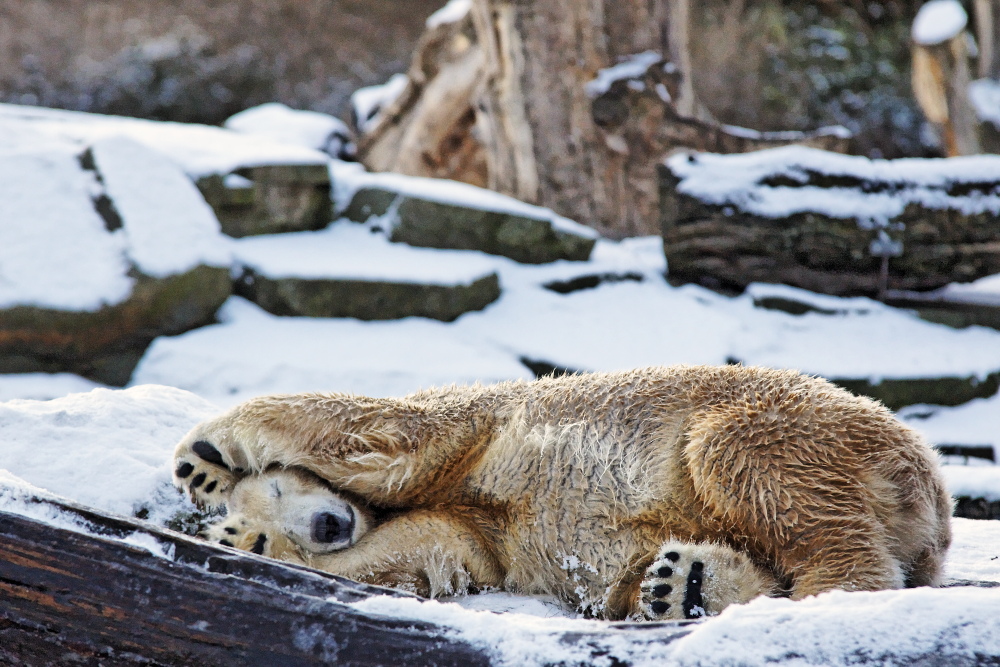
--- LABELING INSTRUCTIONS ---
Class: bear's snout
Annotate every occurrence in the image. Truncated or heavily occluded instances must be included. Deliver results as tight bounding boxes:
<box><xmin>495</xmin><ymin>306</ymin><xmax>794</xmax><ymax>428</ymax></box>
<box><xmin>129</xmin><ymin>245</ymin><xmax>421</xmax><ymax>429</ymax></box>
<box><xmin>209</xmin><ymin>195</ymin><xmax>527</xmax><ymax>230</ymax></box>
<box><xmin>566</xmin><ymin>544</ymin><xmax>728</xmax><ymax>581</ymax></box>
<box><xmin>312</xmin><ymin>507</ymin><xmax>354</xmax><ymax>544</ymax></box>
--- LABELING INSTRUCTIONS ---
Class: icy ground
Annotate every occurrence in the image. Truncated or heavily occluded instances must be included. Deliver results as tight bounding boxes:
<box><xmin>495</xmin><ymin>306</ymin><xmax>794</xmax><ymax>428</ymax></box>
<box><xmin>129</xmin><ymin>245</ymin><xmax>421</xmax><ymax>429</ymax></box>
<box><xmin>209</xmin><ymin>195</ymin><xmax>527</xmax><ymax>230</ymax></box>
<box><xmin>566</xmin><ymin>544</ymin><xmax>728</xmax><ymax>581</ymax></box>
<box><xmin>1</xmin><ymin>103</ymin><xmax>999</xmax><ymax>664</ymax></box>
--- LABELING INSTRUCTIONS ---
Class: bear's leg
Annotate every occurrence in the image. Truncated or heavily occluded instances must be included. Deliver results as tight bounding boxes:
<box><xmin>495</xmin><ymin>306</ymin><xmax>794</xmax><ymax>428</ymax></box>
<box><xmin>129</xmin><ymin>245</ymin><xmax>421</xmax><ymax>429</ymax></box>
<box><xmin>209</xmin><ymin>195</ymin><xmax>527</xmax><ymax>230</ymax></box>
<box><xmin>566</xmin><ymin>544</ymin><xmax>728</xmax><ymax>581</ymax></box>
<box><xmin>638</xmin><ymin>540</ymin><xmax>778</xmax><ymax>620</ymax></box>
<box><xmin>780</xmin><ymin>526</ymin><xmax>905</xmax><ymax>599</ymax></box>
<box><xmin>174</xmin><ymin>393</ymin><xmax>490</xmax><ymax>508</ymax></box>
<box><xmin>207</xmin><ymin>508</ymin><xmax>505</xmax><ymax>598</ymax></box>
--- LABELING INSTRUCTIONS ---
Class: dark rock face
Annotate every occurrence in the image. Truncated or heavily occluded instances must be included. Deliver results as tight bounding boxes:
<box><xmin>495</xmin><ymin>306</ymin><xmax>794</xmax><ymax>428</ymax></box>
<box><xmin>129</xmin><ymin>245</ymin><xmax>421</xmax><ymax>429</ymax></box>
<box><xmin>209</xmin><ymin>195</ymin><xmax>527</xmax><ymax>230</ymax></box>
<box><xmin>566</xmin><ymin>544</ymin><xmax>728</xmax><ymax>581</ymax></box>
<box><xmin>659</xmin><ymin>153</ymin><xmax>1000</xmax><ymax>297</ymax></box>
<box><xmin>343</xmin><ymin>187</ymin><xmax>595</xmax><ymax>264</ymax></box>
<box><xmin>197</xmin><ymin>164</ymin><xmax>332</xmax><ymax>238</ymax></box>
<box><xmin>234</xmin><ymin>269</ymin><xmax>500</xmax><ymax>322</ymax></box>
<box><xmin>0</xmin><ymin>267</ymin><xmax>230</xmax><ymax>386</ymax></box>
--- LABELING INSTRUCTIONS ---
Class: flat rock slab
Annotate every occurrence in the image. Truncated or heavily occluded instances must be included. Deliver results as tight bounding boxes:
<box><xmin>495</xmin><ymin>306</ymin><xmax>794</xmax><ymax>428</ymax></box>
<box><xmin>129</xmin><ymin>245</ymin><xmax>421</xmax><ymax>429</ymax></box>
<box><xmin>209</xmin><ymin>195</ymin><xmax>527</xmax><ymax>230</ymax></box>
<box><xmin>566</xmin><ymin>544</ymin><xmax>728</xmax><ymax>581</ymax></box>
<box><xmin>660</xmin><ymin>146</ymin><xmax>1000</xmax><ymax>296</ymax></box>
<box><xmin>0</xmin><ymin>138</ymin><xmax>231</xmax><ymax>385</ymax></box>
<box><xmin>233</xmin><ymin>223</ymin><xmax>502</xmax><ymax>321</ymax></box>
<box><xmin>197</xmin><ymin>164</ymin><xmax>333</xmax><ymax>237</ymax></box>
<box><xmin>335</xmin><ymin>165</ymin><xmax>597</xmax><ymax>263</ymax></box>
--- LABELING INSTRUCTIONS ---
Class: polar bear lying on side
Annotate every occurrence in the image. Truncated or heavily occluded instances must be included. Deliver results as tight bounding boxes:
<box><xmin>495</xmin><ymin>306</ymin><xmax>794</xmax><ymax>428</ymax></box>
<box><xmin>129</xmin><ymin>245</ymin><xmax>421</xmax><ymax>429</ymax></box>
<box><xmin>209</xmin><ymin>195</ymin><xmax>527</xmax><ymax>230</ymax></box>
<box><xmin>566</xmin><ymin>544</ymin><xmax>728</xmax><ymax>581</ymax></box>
<box><xmin>173</xmin><ymin>365</ymin><xmax>952</xmax><ymax>620</ymax></box>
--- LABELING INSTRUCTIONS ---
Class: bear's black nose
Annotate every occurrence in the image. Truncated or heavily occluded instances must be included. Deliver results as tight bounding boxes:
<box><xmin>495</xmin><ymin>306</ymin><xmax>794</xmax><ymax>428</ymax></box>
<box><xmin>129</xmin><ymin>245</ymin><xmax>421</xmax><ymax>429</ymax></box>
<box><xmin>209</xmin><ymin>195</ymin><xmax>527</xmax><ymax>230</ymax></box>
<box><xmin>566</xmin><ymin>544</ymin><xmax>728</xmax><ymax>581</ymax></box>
<box><xmin>312</xmin><ymin>509</ymin><xmax>353</xmax><ymax>544</ymax></box>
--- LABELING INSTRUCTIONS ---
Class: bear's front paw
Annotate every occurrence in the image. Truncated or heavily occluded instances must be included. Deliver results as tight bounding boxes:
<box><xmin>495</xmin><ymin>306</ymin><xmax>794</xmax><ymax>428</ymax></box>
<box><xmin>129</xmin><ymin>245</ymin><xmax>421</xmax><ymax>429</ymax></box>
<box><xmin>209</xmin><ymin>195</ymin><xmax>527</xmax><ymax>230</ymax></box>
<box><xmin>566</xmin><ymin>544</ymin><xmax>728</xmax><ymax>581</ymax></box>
<box><xmin>174</xmin><ymin>439</ymin><xmax>241</xmax><ymax>510</ymax></box>
<box><xmin>204</xmin><ymin>515</ymin><xmax>272</xmax><ymax>557</ymax></box>
<box><xmin>639</xmin><ymin>540</ymin><xmax>778</xmax><ymax>621</ymax></box>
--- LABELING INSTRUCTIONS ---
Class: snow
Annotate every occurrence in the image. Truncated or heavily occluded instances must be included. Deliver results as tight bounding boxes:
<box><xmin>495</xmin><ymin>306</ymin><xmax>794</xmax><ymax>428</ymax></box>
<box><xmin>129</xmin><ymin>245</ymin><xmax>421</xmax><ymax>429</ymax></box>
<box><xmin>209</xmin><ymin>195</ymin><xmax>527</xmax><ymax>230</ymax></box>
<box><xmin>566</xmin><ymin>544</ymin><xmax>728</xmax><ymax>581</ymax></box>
<box><xmin>971</xmin><ymin>78</ymin><xmax>1000</xmax><ymax>128</ymax></box>
<box><xmin>351</xmin><ymin>74</ymin><xmax>408</xmax><ymax>133</ymax></box>
<box><xmin>328</xmin><ymin>159</ymin><xmax>598</xmax><ymax>239</ymax></box>
<box><xmin>585</xmin><ymin>51</ymin><xmax>663</xmax><ymax>98</ymax></box>
<box><xmin>0</xmin><ymin>148</ymin><xmax>134</xmax><ymax>310</ymax></box>
<box><xmin>350</xmin><ymin>577</ymin><xmax>1000</xmax><ymax>667</ymax></box>
<box><xmin>232</xmin><ymin>220</ymin><xmax>502</xmax><ymax>284</ymax></box>
<box><xmin>666</xmin><ymin>145</ymin><xmax>1000</xmax><ymax>223</ymax></box>
<box><xmin>426</xmin><ymin>0</ymin><xmax>472</xmax><ymax>29</ymax></box>
<box><xmin>0</xmin><ymin>103</ymin><xmax>327</xmax><ymax>178</ymax></box>
<box><xmin>130</xmin><ymin>296</ymin><xmax>532</xmax><ymax>406</ymax></box>
<box><xmin>0</xmin><ymin>373</ymin><xmax>106</xmax><ymax>402</ymax></box>
<box><xmin>224</xmin><ymin>103</ymin><xmax>350</xmax><ymax>158</ymax></box>
<box><xmin>912</xmin><ymin>0</ymin><xmax>968</xmax><ymax>46</ymax></box>
<box><xmin>90</xmin><ymin>136</ymin><xmax>231</xmax><ymax>278</ymax></box>
<box><xmin>0</xmin><ymin>385</ymin><xmax>217</xmax><ymax>524</ymax></box>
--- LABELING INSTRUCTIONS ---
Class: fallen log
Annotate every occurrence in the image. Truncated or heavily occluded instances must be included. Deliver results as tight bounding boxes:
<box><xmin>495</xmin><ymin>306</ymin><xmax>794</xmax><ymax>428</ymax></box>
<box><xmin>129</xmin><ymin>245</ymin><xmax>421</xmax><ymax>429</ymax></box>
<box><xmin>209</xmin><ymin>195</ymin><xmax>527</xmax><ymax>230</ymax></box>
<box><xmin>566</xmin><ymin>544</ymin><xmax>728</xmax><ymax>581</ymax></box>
<box><xmin>0</xmin><ymin>495</ymin><xmax>695</xmax><ymax>666</ymax></box>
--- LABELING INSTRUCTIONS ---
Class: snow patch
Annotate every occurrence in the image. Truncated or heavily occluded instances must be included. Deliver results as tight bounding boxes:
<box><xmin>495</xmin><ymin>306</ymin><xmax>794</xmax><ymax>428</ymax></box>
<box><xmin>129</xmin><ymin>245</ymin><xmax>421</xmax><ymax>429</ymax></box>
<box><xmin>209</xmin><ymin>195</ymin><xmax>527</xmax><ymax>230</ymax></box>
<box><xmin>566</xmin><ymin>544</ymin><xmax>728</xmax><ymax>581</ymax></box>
<box><xmin>0</xmin><ymin>385</ymin><xmax>219</xmax><ymax>524</ymax></box>
<box><xmin>224</xmin><ymin>103</ymin><xmax>350</xmax><ymax>158</ymax></box>
<box><xmin>0</xmin><ymin>148</ymin><xmax>133</xmax><ymax>310</ymax></box>
<box><xmin>912</xmin><ymin>0</ymin><xmax>968</xmax><ymax>45</ymax></box>
<box><xmin>970</xmin><ymin>78</ymin><xmax>1000</xmax><ymax>128</ymax></box>
<box><xmin>584</xmin><ymin>51</ymin><xmax>663</xmax><ymax>98</ymax></box>
<box><xmin>666</xmin><ymin>145</ymin><xmax>1000</xmax><ymax>222</ymax></box>
<box><xmin>351</xmin><ymin>74</ymin><xmax>408</xmax><ymax>133</ymax></box>
<box><xmin>91</xmin><ymin>136</ymin><xmax>231</xmax><ymax>278</ymax></box>
<box><xmin>0</xmin><ymin>103</ymin><xmax>327</xmax><ymax>178</ymax></box>
<box><xmin>233</xmin><ymin>221</ymin><xmax>502</xmax><ymax>285</ymax></box>
<box><xmin>427</xmin><ymin>0</ymin><xmax>472</xmax><ymax>29</ymax></box>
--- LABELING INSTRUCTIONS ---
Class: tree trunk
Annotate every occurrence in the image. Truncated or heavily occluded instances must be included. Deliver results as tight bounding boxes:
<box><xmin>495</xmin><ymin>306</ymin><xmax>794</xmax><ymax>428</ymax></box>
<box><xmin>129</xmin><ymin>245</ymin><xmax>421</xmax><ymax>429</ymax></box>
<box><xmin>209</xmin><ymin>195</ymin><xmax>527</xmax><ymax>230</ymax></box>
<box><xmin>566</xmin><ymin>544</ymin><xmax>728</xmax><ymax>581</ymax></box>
<box><xmin>974</xmin><ymin>0</ymin><xmax>1000</xmax><ymax>78</ymax></box>
<box><xmin>357</xmin><ymin>0</ymin><xmax>849</xmax><ymax>238</ymax></box>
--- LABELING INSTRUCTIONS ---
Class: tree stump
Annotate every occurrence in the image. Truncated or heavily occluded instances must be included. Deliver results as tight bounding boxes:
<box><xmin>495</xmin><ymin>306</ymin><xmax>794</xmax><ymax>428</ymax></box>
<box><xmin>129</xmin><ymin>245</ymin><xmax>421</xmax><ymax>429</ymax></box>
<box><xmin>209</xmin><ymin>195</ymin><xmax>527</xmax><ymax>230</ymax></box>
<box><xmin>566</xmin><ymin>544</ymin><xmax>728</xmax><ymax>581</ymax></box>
<box><xmin>356</xmin><ymin>0</ymin><xmax>849</xmax><ymax>238</ymax></box>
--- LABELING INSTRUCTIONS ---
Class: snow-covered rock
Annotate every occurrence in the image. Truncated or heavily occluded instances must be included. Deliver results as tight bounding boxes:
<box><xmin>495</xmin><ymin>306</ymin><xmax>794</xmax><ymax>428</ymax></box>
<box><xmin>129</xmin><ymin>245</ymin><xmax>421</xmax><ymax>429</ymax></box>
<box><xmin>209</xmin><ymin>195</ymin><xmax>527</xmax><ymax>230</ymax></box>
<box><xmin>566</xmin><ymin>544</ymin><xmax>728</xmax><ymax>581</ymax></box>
<box><xmin>0</xmin><ymin>103</ymin><xmax>334</xmax><ymax>239</ymax></box>
<box><xmin>224</xmin><ymin>102</ymin><xmax>352</xmax><ymax>160</ymax></box>
<box><xmin>0</xmin><ymin>138</ymin><xmax>231</xmax><ymax>385</ymax></box>
<box><xmin>232</xmin><ymin>222</ymin><xmax>502</xmax><ymax>321</ymax></box>
<box><xmin>335</xmin><ymin>162</ymin><xmax>597</xmax><ymax>264</ymax></box>
<box><xmin>661</xmin><ymin>146</ymin><xmax>1000</xmax><ymax>296</ymax></box>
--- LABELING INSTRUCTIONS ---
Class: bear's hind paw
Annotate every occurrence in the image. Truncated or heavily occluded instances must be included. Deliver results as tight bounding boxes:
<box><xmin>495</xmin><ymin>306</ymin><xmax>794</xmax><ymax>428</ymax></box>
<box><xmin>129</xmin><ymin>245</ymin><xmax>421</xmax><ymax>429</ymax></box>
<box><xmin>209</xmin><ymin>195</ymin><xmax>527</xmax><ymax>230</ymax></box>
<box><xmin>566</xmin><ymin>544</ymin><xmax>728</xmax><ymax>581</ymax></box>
<box><xmin>639</xmin><ymin>541</ymin><xmax>777</xmax><ymax>621</ymax></box>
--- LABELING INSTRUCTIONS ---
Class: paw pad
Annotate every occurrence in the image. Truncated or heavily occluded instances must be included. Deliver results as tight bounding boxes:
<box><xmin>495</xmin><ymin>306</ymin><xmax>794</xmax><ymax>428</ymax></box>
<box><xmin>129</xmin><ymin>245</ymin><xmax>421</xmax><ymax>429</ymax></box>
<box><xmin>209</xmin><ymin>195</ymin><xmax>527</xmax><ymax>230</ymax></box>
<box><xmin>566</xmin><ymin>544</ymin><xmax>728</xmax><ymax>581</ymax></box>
<box><xmin>641</xmin><ymin>544</ymin><xmax>708</xmax><ymax>620</ymax></box>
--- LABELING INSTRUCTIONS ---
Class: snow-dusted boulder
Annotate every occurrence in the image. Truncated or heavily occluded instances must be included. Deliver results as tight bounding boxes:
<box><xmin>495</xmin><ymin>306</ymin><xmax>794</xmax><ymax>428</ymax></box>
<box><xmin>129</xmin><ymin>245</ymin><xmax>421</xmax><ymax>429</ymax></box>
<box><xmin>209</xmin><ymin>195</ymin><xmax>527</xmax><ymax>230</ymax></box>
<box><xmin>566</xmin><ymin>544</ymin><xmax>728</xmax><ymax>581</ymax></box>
<box><xmin>0</xmin><ymin>103</ymin><xmax>334</xmax><ymax>240</ymax></box>
<box><xmin>0</xmin><ymin>138</ymin><xmax>231</xmax><ymax>385</ymax></box>
<box><xmin>224</xmin><ymin>103</ymin><xmax>353</xmax><ymax>160</ymax></box>
<box><xmin>660</xmin><ymin>146</ymin><xmax>1000</xmax><ymax>296</ymax></box>
<box><xmin>232</xmin><ymin>223</ymin><xmax>501</xmax><ymax>321</ymax></box>
<box><xmin>196</xmin><ymin>163</ymin><xmax>332</xmax><ymax>238</ymax></box>
<box><xmin>336</xmin><ymin>163</ymin><xmax>597</xmax><ymax>264</ymax></box>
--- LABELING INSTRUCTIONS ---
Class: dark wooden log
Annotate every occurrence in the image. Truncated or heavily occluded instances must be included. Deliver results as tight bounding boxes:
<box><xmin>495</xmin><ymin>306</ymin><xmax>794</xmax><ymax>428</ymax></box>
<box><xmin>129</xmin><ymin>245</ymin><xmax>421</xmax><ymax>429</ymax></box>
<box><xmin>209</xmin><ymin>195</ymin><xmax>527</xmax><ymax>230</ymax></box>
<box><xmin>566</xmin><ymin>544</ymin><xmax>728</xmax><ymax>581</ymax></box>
<box><xmin>659</xmin><ymin>159</ymin><xmax>1000</xmax><ymax>297</ymax></box>
<box><xmin>0</xmin><ymin>495</ymin><xmax>696</xmax><ymax>666</ymax></box>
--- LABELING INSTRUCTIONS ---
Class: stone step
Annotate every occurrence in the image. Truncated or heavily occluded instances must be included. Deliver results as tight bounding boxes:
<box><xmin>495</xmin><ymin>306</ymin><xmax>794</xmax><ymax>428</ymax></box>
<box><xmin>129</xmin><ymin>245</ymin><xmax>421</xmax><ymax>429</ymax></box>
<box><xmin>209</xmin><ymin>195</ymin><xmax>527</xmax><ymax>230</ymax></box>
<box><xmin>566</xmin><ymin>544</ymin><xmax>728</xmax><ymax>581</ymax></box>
<box><xmin>231</xmin><ymin>222</ymin><xmax>502</xmax><ymax>321</ymax></box>
<box><xmin>196</xmin><ymin>163</ymin><xmax>332</xmax><ymax>238</ymax></box>
<box><xmin>335</xmin><ymin>166</ymin><xmax>597</xmax><ymax>264</ymax></box>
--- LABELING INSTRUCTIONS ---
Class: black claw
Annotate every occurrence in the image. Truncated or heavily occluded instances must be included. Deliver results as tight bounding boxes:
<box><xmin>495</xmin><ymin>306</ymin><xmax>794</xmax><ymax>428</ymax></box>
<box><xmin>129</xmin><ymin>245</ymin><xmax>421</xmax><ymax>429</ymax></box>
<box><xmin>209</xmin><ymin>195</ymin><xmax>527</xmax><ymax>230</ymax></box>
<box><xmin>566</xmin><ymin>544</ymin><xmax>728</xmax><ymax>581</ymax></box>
<box><xmin>219</xmin><ymin>540</ymin><xmax>234</xmax><ymax>547</ymax></box>
<box><xmin>204</xmin><ymin>480</ymin><xmax>218</xmax><ymax>494</ymax></box>
<box><xmin>652</xmin><ymin>584</ymin><xmax>672</xmax><ymax>597</ymax></box>
<box><xmin>175</xmin><ymin>462</ymin><xmax>194</xmax><ymax>478</ymax></box>
<box><xmin>192</xmin><ymin>441</ymin><xmax>229</xmax><ymax>469</ymax></box>
<box><xmin>650</xmin><ymin>600</ymin><xmax>670</xmax><ymax>615</ymax></box>
<box><xmin>224</xmin><ymin>527</ymin><xmax>238</xmax><ymax>535</ymax></box>
<box><xmin>251</xmin><ymin>534</ymin><xmax>267</xmax><ymax>555</ymax></box>
<box><xmin>190</xmin><ymin>472</ymin><xmax>206</xmax><ymax>489</ymax></box>
<box><xmin>657</xmin><ymin>566</ymin><xmax>673</xmax><ymax>578</ymax></box>
<box><xmin>682</xmin><ymin>562</ymin><xmax>706</xmax><ymax>619</ymax></box>
<box><xmin>664</xmin><ymin>551</ymin><xmax>680</xmax><ymax>562</ymax></box>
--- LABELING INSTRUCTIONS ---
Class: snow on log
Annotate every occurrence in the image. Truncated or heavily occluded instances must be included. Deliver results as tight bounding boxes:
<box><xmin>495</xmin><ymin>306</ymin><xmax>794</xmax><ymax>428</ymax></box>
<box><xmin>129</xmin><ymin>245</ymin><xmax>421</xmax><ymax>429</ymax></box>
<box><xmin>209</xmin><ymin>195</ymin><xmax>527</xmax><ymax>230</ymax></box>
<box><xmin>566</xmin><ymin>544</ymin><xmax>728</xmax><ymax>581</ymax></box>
<box><xmin>660</xmin><ymin>146</ymin><xmax>1000</xmax><ymax>297</ymax></box>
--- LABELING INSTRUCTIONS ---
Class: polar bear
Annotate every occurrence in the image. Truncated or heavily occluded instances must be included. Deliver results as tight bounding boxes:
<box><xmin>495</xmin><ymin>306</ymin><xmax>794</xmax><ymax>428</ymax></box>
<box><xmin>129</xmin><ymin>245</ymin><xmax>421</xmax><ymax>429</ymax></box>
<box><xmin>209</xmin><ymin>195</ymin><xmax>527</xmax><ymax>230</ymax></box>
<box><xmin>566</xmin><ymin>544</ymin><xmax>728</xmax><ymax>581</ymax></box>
<box><xmin>173</xmin><ymin>365</ymin><xmax>952</xmax><ymax>620</ymax></box>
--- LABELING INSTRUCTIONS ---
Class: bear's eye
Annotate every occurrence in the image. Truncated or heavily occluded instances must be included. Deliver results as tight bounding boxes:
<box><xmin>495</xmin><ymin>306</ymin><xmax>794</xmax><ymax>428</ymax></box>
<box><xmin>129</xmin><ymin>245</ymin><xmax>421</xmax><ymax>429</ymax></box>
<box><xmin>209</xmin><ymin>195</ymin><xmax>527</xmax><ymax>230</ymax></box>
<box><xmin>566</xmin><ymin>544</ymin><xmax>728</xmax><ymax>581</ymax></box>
<box><xmin>270</xmin><ymin>480</ymin><xmax>282</xmax><ymax>498</ymax></box>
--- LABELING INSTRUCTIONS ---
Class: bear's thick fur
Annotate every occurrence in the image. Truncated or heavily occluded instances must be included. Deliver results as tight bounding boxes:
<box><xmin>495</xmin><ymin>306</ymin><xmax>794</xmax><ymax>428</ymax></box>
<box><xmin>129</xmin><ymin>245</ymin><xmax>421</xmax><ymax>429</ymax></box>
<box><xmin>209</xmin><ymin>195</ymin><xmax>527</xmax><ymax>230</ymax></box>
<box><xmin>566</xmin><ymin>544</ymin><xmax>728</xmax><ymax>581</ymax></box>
<box><xmin>173</xmin><ymin>365</ymin><xmax>952</xmax><ymax>620</ymax></box>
